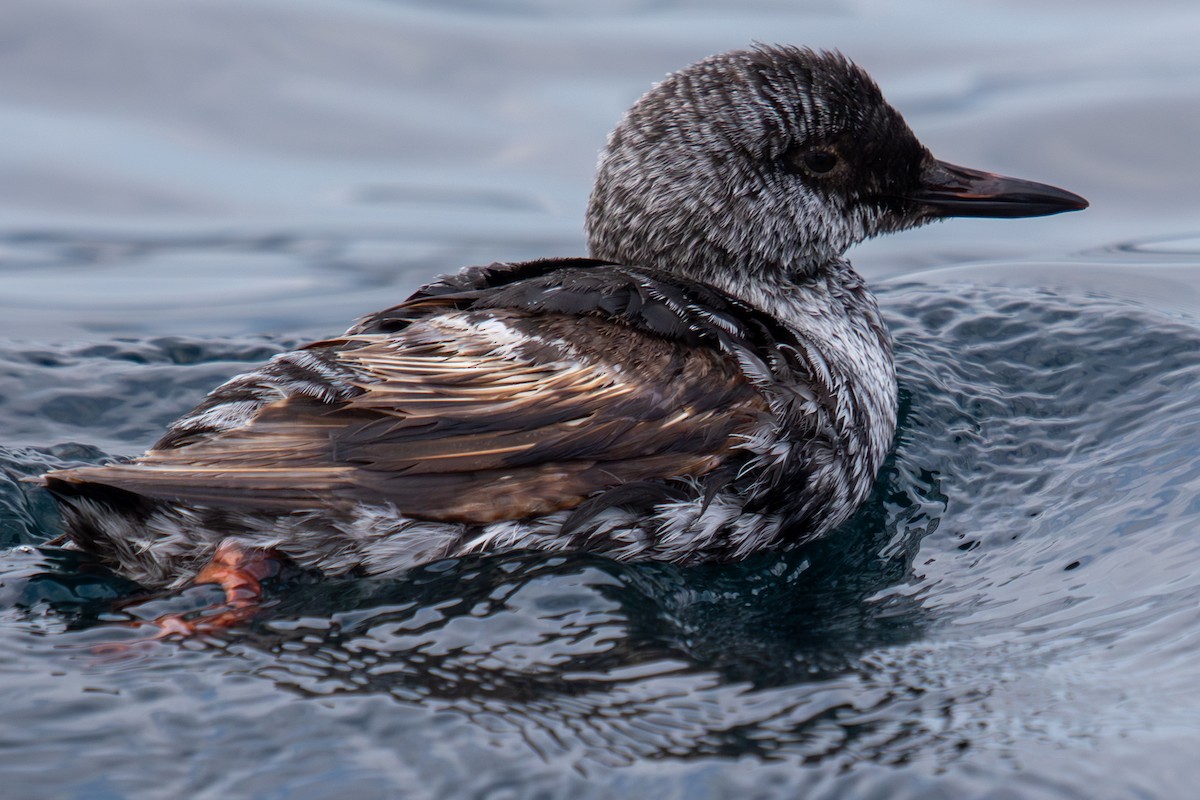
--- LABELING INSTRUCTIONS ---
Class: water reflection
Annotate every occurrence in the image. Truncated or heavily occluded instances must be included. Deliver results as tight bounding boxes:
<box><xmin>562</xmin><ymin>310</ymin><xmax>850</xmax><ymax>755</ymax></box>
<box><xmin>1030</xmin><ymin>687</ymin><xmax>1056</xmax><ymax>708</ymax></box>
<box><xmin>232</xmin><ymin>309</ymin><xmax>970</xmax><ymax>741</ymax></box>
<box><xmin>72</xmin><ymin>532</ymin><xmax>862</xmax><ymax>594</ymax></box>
<box><xmin>190</xmin><ymin>525</ymin><xmax>938</xmax><ymax>767</ymax></box>
<box><xmin>9</xmin><ymin>414</ymin><xmax>944</xmax><ymax>767</ymax></box>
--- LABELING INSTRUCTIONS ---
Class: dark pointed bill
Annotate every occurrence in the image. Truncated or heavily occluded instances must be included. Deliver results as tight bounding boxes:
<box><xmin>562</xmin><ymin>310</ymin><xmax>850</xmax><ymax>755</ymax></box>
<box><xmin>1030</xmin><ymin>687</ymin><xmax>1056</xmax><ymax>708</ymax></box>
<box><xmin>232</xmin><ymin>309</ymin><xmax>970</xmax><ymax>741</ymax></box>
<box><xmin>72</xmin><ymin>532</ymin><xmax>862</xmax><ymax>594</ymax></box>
<box><xmin>912</xmin><ymin>159</ymin><xmax>1088</xmax><ymax>219</ymax></box>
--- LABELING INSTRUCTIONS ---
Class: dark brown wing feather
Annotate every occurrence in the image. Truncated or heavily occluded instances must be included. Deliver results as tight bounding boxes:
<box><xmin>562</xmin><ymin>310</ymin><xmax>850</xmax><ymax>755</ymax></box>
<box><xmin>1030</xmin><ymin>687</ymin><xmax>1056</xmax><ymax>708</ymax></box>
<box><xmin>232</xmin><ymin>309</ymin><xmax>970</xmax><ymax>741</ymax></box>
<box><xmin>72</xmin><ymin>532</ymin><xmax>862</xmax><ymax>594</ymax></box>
<box><xmin>49</xmin><ymin>309</ymin><xmax>770</xmax><ymax>523</ymax></box>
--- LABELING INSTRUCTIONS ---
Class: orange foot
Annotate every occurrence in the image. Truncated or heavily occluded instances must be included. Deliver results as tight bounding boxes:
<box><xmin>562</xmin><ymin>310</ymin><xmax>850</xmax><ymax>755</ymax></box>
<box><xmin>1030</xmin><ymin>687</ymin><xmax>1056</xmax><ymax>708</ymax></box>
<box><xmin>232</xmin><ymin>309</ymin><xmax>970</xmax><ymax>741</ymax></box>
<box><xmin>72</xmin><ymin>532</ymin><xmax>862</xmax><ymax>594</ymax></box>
<box><xmin>152</xmin><ymin>540</ymin><xmax>281</xmax><ymax>638</ymax></box>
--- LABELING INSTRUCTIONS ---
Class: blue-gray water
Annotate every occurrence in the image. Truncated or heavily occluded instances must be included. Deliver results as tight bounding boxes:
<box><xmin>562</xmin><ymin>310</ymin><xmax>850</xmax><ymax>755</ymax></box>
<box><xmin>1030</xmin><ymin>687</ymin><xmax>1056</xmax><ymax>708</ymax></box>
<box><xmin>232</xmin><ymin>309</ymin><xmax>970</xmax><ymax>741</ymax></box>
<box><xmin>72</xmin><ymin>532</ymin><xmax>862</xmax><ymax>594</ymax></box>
<box><xmin>3</xmin><ymin>1</ymin><xmax>1200</xmax><ymax>798</ymax></box>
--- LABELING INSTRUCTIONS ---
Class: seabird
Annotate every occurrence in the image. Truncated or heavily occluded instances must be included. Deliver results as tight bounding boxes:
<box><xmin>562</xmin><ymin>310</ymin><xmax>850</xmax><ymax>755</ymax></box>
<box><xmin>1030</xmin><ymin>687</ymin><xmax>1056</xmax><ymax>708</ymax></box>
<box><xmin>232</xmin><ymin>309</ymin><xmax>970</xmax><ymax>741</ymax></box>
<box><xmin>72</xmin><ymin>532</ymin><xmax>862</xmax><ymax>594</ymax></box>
<box><xmin>39</xmin><ymin>46</ymin><xmax>1087</xmax><ymax>608</ymax></box>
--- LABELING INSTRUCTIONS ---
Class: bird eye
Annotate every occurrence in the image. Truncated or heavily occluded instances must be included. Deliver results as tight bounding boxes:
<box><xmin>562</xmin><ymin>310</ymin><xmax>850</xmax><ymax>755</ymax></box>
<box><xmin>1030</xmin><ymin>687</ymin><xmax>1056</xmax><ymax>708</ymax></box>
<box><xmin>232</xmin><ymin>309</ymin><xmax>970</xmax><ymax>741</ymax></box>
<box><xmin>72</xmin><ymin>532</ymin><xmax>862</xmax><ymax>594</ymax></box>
<box><xmin>800</xmin><ymin>150</ymin><xmax>838</xmax><ymax>175</ymax></box>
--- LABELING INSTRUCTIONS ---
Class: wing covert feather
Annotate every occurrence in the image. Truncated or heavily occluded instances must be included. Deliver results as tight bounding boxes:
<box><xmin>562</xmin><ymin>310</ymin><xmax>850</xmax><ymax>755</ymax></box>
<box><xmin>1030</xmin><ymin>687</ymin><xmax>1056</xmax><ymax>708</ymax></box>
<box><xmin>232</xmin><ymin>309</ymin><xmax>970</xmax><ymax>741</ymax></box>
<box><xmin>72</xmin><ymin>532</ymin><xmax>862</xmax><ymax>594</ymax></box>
<box><xmin>52</xmin><ymin>309</ymin><xmax>770</xmax><ymax>523</ymax></box>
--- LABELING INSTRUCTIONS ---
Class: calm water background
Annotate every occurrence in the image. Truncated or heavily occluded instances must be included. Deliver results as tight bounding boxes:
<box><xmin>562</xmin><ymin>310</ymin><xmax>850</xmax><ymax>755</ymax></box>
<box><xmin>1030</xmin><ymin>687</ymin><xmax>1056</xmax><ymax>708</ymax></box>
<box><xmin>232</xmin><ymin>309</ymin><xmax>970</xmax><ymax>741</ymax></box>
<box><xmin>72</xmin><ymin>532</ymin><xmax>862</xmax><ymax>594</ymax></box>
<box><xmin>2</xmin><ymin>1</ymin><xmax>1200</xmax><ymax>798</ymax></box>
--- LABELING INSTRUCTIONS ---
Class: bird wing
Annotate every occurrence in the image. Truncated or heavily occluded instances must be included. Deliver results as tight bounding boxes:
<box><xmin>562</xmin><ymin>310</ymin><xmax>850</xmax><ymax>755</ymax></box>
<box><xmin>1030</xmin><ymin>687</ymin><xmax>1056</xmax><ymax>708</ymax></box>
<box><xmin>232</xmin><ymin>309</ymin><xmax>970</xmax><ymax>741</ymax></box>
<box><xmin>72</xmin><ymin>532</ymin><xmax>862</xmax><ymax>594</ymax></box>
<box><xmin>46</xmin><ymin>308</ymin><xmax>770</xmax><ymax>523</ymax></box>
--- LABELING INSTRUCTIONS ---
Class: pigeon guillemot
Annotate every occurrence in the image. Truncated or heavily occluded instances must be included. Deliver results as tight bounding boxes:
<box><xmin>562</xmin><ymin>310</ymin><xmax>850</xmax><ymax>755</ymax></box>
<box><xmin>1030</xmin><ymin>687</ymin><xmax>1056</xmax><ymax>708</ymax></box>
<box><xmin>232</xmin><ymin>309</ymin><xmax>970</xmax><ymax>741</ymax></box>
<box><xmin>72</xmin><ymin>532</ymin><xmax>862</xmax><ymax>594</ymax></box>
<box><xmin>40</xmin><ymin>45</ymin><xmax>1087</xmax><ymax>592</ymax></box>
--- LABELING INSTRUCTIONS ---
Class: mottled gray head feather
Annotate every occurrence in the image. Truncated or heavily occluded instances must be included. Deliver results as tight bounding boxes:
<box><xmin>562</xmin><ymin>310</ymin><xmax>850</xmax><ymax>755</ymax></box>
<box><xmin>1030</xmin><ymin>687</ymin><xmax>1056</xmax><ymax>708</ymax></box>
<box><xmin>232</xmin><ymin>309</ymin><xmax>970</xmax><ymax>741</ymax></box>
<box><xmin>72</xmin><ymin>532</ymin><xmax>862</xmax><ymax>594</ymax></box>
<box><xmin>586</xmin><ymin>45</ymin><xmax>933</xmax><ymax>290</ymax></box>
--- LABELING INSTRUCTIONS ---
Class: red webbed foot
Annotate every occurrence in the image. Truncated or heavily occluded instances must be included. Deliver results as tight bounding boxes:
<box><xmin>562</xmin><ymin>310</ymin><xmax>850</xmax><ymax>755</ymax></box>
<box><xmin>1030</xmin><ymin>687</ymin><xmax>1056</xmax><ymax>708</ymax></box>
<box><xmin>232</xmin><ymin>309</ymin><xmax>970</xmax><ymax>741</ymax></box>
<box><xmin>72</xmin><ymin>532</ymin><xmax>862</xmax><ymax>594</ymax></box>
<box><xmin>151</xmin><ymin>540</ymin><xmax>283</xmax><ymax>639</ymax></box>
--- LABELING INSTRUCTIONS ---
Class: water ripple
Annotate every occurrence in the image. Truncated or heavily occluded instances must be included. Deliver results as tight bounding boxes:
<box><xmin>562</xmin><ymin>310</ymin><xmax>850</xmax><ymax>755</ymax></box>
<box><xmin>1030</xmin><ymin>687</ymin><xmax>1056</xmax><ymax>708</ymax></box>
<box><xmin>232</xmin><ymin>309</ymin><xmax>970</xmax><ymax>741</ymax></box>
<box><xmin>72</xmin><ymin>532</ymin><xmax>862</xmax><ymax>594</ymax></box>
<box><xmin>2</xmin><ymin>280</ymin><xmax>1200</xmax><ymax>797</ymax></box>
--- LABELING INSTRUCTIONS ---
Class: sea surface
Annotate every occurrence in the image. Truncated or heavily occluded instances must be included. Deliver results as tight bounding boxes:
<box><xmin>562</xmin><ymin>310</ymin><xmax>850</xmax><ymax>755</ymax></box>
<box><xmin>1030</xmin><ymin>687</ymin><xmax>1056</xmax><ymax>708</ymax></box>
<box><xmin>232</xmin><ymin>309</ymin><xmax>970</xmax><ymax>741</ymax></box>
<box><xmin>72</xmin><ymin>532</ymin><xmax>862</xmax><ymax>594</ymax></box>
<box><xmin>2</xmin><ymin>1</ymin><xmax>1200</xmax><ymax>798</ymax></box>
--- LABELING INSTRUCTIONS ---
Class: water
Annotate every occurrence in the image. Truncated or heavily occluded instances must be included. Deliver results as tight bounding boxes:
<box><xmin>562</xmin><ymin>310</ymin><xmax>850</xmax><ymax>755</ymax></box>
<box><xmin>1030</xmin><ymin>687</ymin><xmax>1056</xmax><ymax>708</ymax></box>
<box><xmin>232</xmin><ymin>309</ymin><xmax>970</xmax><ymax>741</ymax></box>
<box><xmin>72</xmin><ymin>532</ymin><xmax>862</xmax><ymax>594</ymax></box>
<box><xmin>3</xmin><ymin>1</ymin><xmax>1200</xmax><ymax>797</ymax></box>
